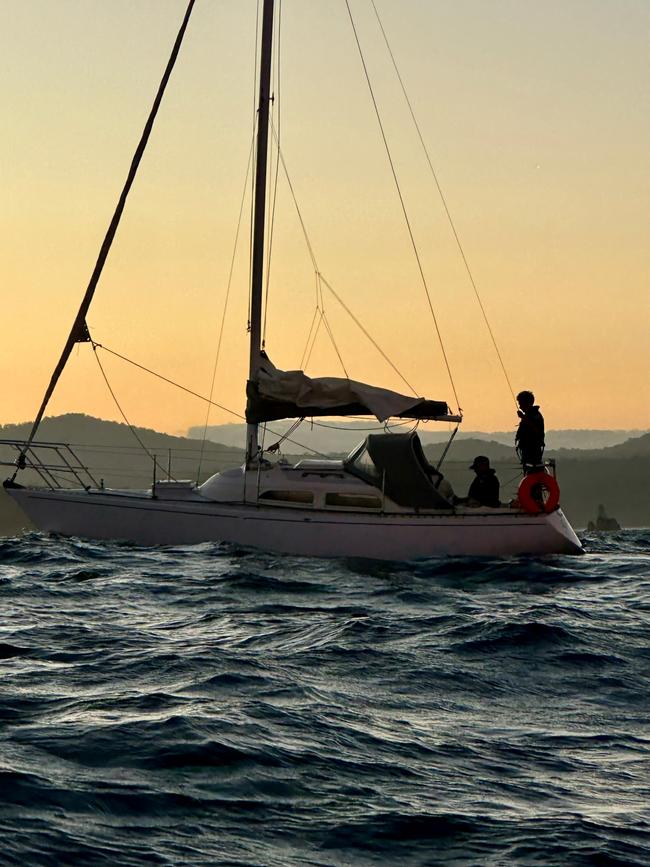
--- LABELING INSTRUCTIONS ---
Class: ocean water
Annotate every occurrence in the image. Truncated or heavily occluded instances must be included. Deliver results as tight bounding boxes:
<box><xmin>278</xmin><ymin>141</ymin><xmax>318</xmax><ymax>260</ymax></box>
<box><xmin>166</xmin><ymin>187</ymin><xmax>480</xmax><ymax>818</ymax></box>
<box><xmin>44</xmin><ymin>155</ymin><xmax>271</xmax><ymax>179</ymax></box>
<box><xmin>1</xmin><ymin>532</ymin><xmax>649</xmax><ymax>866</ymax></box>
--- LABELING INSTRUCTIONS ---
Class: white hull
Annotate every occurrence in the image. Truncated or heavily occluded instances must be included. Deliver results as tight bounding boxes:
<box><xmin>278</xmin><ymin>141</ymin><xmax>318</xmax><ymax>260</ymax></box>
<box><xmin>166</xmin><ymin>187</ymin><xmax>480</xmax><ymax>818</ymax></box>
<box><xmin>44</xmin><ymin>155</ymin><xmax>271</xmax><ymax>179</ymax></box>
<box><xmin>7</xmin><ymin>486</ymin><xmax>583</xmax><ymax>558</ymax></box>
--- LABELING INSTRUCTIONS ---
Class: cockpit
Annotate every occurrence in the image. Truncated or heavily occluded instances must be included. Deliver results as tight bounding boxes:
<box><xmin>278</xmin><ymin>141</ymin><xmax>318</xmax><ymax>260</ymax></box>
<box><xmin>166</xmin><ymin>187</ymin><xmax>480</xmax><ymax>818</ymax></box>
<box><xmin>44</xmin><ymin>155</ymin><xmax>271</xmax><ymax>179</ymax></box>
<box><xmin>345</xmin><ymin>432</ymin><xmax>453</xmax><ymax>509</ymax></box>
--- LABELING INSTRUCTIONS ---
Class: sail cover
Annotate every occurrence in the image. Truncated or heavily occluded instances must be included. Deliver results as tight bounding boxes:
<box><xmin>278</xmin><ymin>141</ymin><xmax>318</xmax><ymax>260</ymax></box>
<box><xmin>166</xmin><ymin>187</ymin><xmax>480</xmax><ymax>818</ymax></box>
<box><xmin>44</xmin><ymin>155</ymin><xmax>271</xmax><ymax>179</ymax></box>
<box><xmin>246</xmin><ymin>355</ymin><xmax>449</xmax><ymax>423</ymax></box>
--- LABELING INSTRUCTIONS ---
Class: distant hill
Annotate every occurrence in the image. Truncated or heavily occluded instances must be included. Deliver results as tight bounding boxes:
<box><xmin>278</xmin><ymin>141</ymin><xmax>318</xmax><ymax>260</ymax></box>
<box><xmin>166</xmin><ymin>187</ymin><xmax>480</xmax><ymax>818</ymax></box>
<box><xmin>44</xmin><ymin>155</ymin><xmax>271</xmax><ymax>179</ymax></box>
<box><xmin>423</xmin><ymin>438</ymin><xmax>515</xmax><ymax>464</ymax></box>
<box><xmin>189</xmin><ymin>421</ymin><xmax>648</xmax><ymax>456</ymax></box>
<box><xmin>551</xmin><ymin>433</ymin><xmax>650</xmax><ymax>461</ymax></box>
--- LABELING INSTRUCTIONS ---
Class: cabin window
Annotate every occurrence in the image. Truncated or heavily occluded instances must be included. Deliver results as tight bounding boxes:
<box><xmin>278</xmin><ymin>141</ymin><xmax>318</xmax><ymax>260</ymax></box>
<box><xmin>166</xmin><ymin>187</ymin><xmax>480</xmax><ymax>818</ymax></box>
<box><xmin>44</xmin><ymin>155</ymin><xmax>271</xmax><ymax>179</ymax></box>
<box><xmin>325</xmin><ymin>492</ymin><xmax>382</xmax><ymax>509</ymax></box>
<box><xmin>259</xmin><ymin>489</ymin><xmax>313</xmax><ymax>504</ymax></box>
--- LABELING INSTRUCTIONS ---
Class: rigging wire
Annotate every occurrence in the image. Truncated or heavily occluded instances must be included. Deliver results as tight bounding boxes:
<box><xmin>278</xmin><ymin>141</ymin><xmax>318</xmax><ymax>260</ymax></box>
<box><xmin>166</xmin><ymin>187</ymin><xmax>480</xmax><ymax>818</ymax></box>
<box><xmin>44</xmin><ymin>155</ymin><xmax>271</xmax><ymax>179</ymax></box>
<box><xmin>65</xmin><ymin>442</ymin><xmax>239</xmax><ymax>456</ymax></box>
<box><xmin>299</xmin><ymin>273</ymin><xmax>327</xmax><ymax>370</ymax></box>
<box><xmin>270</xmin><ymin>122</ymin><xmax>318</xmax><ymax>271</ymax></box>
<box><xmin>299</xmin><ymin>306</ymin><xmax>320</xmax><ymax>369</ymax></box>
<box><xmin>196</xmin><ymin>133</ymin><xmax>256</xmax><ymax>483</ymax></box>
<box><xmin>321</xmin><ymin>311</ymin><xmax>349</xmax><ymax>377</ymax></box>
<box><xmin>267</xmin><ymin>120</ymin><xmax>325</xmax><ymax>366</ymax></box>
<box><xmin>370</xmin><ymin>0</ymin><xmax>516</xmax><ymax>406</ymax></box>
<box><xmin>259</xmin><ymin>421</ymin><xmax>325</xmax><ymax>457</ymax></box>
<box><xmin>95</xmin><ymin>343</ymin><xmax>248</xmax><ymax>418</ymax></box>
<box><xmin>91</xmin><ymin>344</ymin><xmax>175</xmax><ymax>480</ymax></box>
<box><xmin>266</xmin><ymin>125</ymin><xmax>351</xmax><ymax>376</ymax></box>
<box><xmin>269</xmin><ymin>121</ymin><xmax>416</xmax><ymax>395</ymax></box>
<box><xmin>343</xmin><ymin>0</ymin><xmax>461</xmax><ymax>412</ymax></box>
<box><xmin>90</xmin><ymin>343</ymin><xmax>328</xmax><ymax>458</ymax></box>
<box><xmin>303</xmin><ymin>311</ymin><xmax>324</xmax><ymax>370</ymax></box>
<box><xmin>312</xmin><ymin>417</ymin><xmax>412</xmax><ymax>431</ymax></box>
<box><xmin>435</xmin><ymin>423</ymin><xmax>460</xmax><ymax>471</ymax></box>
<box><xmin>318</xmin><ymin>274</ymin><xmax>417</xmax><ymax>395</ymax></box>
<box><xmin>266</xmin><ymin>416</ymin><xmax>304</xmax><ymax>453</ymax></box>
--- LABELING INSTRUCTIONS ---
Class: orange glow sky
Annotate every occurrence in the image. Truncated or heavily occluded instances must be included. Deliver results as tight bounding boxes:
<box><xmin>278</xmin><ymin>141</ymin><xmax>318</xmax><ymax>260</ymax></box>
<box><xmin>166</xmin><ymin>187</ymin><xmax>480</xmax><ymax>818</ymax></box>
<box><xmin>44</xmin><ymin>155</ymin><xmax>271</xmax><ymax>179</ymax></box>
<box><xmin>2</xmin><ymin>0</ymin><xmax>649</xmax><ymax>436</ymax></box>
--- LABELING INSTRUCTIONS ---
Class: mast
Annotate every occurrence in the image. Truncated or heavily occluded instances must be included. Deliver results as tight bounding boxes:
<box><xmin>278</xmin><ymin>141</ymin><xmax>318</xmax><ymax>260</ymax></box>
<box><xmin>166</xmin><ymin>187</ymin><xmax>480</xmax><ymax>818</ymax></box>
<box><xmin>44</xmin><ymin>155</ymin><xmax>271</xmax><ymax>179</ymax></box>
<box><xmin>247</xmin><ymin>0</ymin><xmax>275</xmax><ymax>465</ymax></box>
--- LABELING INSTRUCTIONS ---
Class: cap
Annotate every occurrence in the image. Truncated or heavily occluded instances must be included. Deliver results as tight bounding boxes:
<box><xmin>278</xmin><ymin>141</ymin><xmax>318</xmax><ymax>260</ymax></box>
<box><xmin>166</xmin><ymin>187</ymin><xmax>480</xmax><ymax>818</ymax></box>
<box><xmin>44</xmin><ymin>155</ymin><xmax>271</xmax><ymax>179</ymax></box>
<box><xmin>469</xmin><ymin>455</ymin><xmax>490</xmax><ymax>470</ymax></box>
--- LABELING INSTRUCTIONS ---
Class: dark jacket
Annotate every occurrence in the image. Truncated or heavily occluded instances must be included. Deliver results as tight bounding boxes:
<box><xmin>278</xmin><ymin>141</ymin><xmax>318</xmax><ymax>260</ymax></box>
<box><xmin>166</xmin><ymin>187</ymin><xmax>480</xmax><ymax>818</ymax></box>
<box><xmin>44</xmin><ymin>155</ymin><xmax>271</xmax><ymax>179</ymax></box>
<box><xmin>467</xmin><ymin>469</ymin><xmax>500</xmax><ymax>507</ymax></box>
<box><xmin>515</xmin><ymin>406</ymin><xmax>545</xmax><ymax>460</ymax></box>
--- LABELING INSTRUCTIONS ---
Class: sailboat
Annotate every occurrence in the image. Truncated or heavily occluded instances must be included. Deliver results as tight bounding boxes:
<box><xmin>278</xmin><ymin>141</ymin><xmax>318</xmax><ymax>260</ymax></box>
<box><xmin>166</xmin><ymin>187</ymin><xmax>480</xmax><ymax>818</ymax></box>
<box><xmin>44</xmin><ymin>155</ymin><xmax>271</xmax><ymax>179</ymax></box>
<box><xmin>3</xmin><ymin>0</ymin><xmax>582</xmax><ymax>558</ymax></box>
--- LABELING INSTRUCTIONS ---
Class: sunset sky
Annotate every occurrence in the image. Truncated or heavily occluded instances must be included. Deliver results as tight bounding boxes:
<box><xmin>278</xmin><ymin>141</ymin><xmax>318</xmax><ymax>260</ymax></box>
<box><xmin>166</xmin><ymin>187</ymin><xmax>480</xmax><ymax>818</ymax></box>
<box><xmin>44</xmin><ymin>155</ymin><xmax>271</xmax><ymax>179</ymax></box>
<box><xmin>2</xmin><ymin>0</ymin><xmax>649</xmax><ymax>437</ymax></box>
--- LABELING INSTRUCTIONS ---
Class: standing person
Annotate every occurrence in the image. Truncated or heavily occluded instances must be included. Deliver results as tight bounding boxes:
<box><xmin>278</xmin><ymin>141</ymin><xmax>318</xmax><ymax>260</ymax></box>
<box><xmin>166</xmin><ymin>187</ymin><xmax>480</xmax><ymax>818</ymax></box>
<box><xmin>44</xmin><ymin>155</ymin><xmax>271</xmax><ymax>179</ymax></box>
<box><xmin>463</xmin><ymin>456</ymin><xmax>500</xmax><ymax>507</ymax></box>
<box><xmin>515</xmin><ymin>390</ymin><xmax>545</xmax><ymax>471</ymax></box>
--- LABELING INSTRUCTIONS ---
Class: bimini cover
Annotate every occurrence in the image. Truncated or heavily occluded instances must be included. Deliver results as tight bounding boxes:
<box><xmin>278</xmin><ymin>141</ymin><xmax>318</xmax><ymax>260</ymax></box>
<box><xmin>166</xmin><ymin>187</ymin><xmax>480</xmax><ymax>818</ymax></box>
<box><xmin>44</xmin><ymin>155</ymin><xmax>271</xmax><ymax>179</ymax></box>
<box><xmin>246</xmin><ymin>355</ymin><xmax>449</xmax><ymax>423</ymax></box>
<box><xmin>346</xmin><ymin>431</ymin><xmax>453</xmax><ymax>509</ymax></box>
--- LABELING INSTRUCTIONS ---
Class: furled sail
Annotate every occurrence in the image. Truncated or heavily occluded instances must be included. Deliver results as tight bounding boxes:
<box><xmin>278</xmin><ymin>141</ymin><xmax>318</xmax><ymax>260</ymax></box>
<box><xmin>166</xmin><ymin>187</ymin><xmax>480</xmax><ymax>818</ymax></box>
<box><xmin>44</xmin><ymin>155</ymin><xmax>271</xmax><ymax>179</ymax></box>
<box><xmin>246</xmin><ymin>355</ymin><xmax>450</xmax><ymax>423</ymax></box>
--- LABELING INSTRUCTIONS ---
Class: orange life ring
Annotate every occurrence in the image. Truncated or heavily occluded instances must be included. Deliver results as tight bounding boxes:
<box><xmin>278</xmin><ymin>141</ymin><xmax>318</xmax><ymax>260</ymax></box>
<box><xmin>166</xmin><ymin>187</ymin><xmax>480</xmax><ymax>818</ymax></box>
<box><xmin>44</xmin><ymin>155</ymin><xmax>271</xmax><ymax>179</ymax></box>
<box><xmin>518</xmin><ymin>471</ymin><xmax>560</xmax><ymax>514</ymax></box>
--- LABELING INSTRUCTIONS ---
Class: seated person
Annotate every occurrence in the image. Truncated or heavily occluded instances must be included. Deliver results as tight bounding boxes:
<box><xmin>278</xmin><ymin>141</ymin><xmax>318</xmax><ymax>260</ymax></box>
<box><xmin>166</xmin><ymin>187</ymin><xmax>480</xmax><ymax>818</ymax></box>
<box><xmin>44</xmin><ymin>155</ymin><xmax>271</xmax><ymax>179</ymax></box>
<box><xmin>459</xmin><ymin>455</ymin><xmax>500</xmax><ymax>507</ymax></box>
